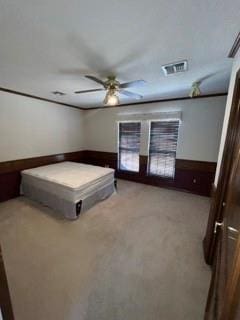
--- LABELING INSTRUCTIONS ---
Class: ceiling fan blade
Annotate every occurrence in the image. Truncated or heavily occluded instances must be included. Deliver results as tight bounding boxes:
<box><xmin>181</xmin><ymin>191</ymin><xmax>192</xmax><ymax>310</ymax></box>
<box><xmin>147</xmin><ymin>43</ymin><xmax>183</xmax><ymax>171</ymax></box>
<box><xmin>196</xmin><ymin>72</ymin><xmax>218</xmax><ymax>85</ymax></box>
<box><xmin>74</xmin><ymin>88</ymin><xmax>104</xmax><ymax>94</ymax></box>
<box><xmin>85</xmin><ymin>75</ymin><xmax>106</xmax><ymax>86</ymax></box>
<box><xmin>120</xmin><ymin>90</ymin><xmax>143</xmax><ymax>100</ymax></box>
<box><xmin>119</xmin><ymin>80</ymin><xmax>146</xmax><ymax>89</ymax></box>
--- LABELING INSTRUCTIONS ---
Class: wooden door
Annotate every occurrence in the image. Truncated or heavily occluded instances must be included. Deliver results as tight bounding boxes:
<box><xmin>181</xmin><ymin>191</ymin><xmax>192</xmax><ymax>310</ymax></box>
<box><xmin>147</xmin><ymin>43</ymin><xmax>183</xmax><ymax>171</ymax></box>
<box><xmin>205</xmin><ymin>71</ymin><xmax>240</xmax><ymax>319</ymax></box>
<box><xmin>204</xmin><ymin>70</ymin><xmax>240</xmax><ymax>265</ymax></box>
<box><xmin>218</xmin><ymin>146</ymin><xmax>240</xmax><ymax>319</ymax></box>
<box><xmin>205</xmin><ymin>135</ymin><xmax>240</xmax><ymax>319</ymax></box>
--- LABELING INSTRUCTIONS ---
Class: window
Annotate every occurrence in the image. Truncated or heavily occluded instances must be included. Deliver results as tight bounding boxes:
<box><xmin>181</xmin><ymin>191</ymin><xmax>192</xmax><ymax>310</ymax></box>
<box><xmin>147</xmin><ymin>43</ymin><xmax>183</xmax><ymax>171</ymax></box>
<box><xmin>148</xmin><ymin>120</ymin><xmax>179</xmax><ymax>178</ymax></box>
<box><xmin>118</xmin><ymin>122</ymin><xmax>141</xmax><ymax>172</ymax></box>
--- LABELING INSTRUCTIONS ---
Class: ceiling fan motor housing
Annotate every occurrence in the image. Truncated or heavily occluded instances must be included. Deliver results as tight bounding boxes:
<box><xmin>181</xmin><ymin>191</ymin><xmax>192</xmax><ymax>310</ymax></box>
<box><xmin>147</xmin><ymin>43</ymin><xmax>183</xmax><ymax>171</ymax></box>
<box><xmin>75</xmin><ymin>75</ymin><xmax>145</xmax><ymax>103</ymax></box>
<box><xmin>105</xmin><ymin>76</ymin><xmax>120</xmax><ymax>91</ymax></box>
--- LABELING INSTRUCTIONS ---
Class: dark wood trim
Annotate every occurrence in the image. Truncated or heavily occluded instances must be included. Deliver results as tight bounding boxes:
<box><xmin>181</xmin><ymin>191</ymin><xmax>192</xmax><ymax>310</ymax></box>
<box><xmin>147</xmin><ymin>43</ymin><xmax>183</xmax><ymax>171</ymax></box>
<box><xmin>84</xmin><ymin>93</ymin><xmax>228</xmax><ymax>110</ymax></box>
<box><xmin>228</xmin><ymin>32</ymin><xmax>240</xmax><ymax>58</ymax></box>
<box><xmin>0</xmin><ymin>87</ymin><xmax>84</xmax><ymax>110</ymax></box>
<box><xmin>203</xmin><ymin>69</ymin><xmax>240</xmax><ymax>265</ymax></box>
<box><xmin>0</xmin><ymin>245</ymin><xmax>14</xmax><ymax>320</ymax></box>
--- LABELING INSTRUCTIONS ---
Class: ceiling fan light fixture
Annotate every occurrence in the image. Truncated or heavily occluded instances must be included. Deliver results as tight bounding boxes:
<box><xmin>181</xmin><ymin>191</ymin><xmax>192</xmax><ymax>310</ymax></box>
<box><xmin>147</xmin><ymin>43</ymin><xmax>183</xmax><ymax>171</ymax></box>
<box><xmin>107</xmin><ymin>94</ymin><xmax>119</xmax><ymax>106</ymax></box>
<box><xmin>75</xmin><ymin>75</ymin><xmax>145</xmax><ymax>105</ymax></box>
<box><xmin>104</xmin><ymin>90</ymin><xmax>120</xmax><ymax>106</ymax></box>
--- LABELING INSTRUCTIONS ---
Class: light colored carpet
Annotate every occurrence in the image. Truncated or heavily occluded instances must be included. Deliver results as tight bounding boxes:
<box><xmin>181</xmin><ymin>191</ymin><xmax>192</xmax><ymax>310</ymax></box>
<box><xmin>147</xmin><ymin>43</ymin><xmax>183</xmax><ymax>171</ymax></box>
<box><xmin>0</xmin><ymin>180</ymin><xmax>211</xmax><ymax>320</ymax></box>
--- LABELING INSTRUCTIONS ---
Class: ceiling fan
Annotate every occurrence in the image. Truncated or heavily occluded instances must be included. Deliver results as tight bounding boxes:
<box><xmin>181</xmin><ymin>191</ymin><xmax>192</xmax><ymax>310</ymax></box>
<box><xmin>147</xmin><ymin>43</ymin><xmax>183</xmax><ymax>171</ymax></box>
<box><xmin>189</xmin><ymin>73</ymin><xmax>218</xmax><ymax>98</ymax></box>
<box><xmin>74</xmin><ymin>75</ymin><xmax>146</xmax><ymax>106</ymax></box>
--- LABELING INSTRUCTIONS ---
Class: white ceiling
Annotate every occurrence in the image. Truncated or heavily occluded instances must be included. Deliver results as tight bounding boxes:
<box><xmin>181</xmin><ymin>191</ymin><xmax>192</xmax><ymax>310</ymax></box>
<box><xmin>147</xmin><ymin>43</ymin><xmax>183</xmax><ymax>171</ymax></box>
<box><xmin>0</xmin><ymin>0</ymin><xmax>239</xmax><ymax>109</ymax></box>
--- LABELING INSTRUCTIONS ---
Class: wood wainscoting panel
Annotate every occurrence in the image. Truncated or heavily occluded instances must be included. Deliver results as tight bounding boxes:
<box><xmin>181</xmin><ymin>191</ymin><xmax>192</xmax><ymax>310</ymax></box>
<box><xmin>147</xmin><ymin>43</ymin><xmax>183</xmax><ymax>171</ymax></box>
<box><xmin>84</xmin><ymin>150</ymin><xmax>216</xmax><ymax>197</ymax></box>
<box><xmin>0</xmin><ymin>151</ymin><xmax>85</xmax><ymax>202</ymax></box>
<box><xmin>0</xmin><ymin>151</ymin><xmax>85</xmax><ymax>175</ymax></box>
<box><xmin>0</xmin><ymin>150</ymin><xmax>217</xmax><ymax>202</ymax></box>
<box><xmin>175</xmin><ymin>166</ymin><xmax>216</xmax><ymax>196</ymax></box>
<box><xmin>82</xmin><ymin>150</ymin><xmax>118</xmax><ymax>169</ymax></box>
<box><xmin>0</xmin><ymin>172</ymin><xmax>21</xmax><ymax>202</ymax></box>
<box><xmin>176</xmin><ymin>159</ymin><xmax>217</xmax><ymax>172</ymax></box>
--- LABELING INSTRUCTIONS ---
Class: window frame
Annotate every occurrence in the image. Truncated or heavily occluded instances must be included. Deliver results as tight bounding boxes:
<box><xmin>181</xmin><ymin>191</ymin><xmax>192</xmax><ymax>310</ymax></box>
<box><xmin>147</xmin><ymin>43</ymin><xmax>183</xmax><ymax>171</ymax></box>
<box><xmin>147</xmin><ymin>119</ymin><xmax>180</xmax><ymax>179</ymax></box>
<box><xmin>117</xmin><ymin>120</ymin><xmax>141</xmax><ymax>173</ymax></box>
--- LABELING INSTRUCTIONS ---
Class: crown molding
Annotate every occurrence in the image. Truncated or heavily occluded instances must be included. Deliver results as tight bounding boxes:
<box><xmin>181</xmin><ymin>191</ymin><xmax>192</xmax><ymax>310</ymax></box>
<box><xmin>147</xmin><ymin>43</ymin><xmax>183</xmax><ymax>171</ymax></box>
<box><xmin>0</xmin><ymin>87</ymin><xmax>227</xmax><ymax>111</ymax></box>
<box><xmin>0</xmin><ymin>87</ymin><xmax>84</xmax><ymax>110</ymax></box>
<box><xmin>228</xmin><ymin>32</ymin><xmax>240</xmax><ymax>58</ymax></box>
<box><xmin>84</xmin><ymin>93</ymin><xmax>228</xmax><ymax>110</ymax></box>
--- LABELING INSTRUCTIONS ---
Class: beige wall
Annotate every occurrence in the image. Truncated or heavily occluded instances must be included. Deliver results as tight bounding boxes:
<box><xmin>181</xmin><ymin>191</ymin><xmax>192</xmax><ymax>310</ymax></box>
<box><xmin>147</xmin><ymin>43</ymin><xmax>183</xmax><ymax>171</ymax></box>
<box><xmin>214</xmin><ymin>50</ymin><xmax>240</xmax><ymax>185</ymax></box>
<box><xmin>0</xmin><ymin>91</ymin><xmax>227</xmax><ymax>164</ymax></box>
<box><xmin>0</xmin><ymin>92</ymin><xmax>85</xmax><ymax>162</ymax></box>
<box><xmin>84</xmin><ymin>96</ymin><xmax>226</xmax><ymax>162</ymax></box>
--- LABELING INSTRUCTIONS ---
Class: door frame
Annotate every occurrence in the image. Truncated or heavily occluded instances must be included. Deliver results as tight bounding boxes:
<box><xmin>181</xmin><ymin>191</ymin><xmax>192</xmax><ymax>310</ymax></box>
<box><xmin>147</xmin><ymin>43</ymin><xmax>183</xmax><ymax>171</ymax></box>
<box><xmin>0</xmin><ymin>245</ymin><xmax>14</xmax><ymax>320</ymax></box>
<box><xmin>220</xmin><ymin>234</ymin><xmax>240</xmax><ymax>319</ymax></box>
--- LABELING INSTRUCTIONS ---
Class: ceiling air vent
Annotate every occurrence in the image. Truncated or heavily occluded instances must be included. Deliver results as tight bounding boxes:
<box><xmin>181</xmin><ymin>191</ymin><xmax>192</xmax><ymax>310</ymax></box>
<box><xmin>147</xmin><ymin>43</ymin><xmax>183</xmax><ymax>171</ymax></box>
<box><xmin>52</xmin><ymin>91</ymin><xmax>66</xmax><ymax>96</ymax></box>
<box><xmin>162</xmin><ymin>60</ymin><xmax>188</xmax><ymax>76</ymax></box>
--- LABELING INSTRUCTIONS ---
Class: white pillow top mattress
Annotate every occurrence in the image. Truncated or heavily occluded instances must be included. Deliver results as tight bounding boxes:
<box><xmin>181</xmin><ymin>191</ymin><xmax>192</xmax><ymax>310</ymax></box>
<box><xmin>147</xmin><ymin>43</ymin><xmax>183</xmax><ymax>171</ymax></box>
<box><xmin>21</xmin><ymin>162</ymin><xmax>115</xmax><ymax>202</ymax></box>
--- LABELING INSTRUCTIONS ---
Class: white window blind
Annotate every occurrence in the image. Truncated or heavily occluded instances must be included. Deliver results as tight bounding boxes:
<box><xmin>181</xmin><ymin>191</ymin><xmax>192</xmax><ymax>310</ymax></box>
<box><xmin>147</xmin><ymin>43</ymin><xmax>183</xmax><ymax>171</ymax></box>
<box><xmin>148</xmin><ymin>120</ymin><xmax>179</xmax><ymax>178</ymax></box>
<box><xmin>118</xmin><ymin>122</ymin><xmax>141</xmax><ymax>172</ymax></box>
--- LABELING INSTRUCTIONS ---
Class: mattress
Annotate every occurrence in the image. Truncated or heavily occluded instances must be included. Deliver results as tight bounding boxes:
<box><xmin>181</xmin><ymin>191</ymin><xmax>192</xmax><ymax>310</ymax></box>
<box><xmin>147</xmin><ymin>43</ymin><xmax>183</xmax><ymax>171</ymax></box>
<box><xmin>21</xmin><ymin>161</ymin><xmax>115</xmax><ymax>202</ymax></box>
<box><xmin>20</xmin><ymin>162</ymin><xmax>115</xmax><ymax>219</ymax></box>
